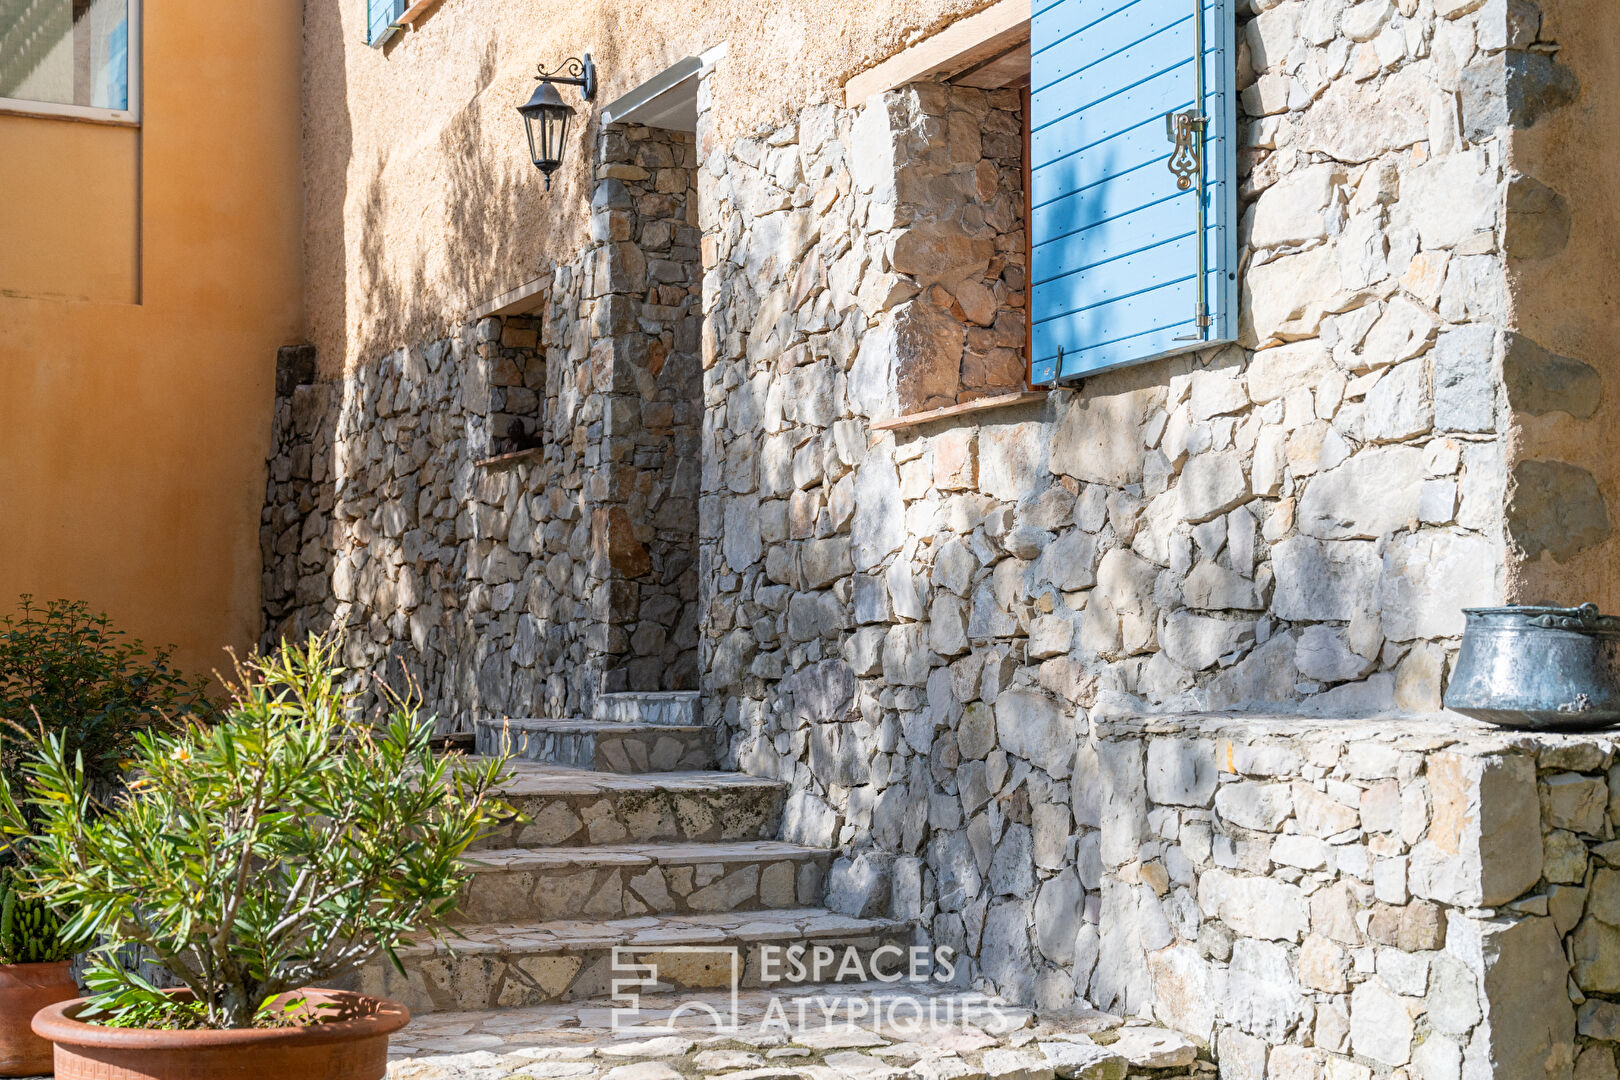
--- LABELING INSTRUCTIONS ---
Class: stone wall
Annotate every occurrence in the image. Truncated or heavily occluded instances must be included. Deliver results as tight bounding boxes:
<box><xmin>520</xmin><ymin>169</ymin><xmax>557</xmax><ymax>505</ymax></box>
<box><xmin>260</xmin><ymin>0</ymin><xmax>1608</xmax><ymax>1063</ymax></box>
<box><xmin>586</xmin><ymin>125</ymin><xmax>705</xmax><ymax>695</ymax></box>
<box><xmin>261</xmin><ymin>125</ymin><xmax>702</xmax><ymax>719</ymax></box>
<box><xmin>693</xmin><ymin>0</ymin><xmax>1547</xmax><ymax>1013</ymax></box>
<box><xmin>1092</xmin><ymin>714</ymin><xmax>1620</xmax><ymax>1078</ymax></box>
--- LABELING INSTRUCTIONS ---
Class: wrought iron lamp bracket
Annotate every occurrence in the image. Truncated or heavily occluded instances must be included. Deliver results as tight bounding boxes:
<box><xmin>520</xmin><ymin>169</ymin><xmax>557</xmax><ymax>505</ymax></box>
<box><xmin>534</xmin><ymin>55</ymin><xmax>597</xmax><ymax>100</ymax></box>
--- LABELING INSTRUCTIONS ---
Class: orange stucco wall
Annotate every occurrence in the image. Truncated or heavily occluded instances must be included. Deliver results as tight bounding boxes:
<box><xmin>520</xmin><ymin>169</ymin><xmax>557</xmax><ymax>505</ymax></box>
<box><xmin>0</xmin><ymin>3</ymin><xmax>303</xmax><ymax>679</ymax></box>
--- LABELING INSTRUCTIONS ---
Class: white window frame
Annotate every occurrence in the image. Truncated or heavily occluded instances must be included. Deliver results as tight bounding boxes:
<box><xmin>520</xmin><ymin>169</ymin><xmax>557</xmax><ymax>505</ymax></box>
<box><xmin>0</xmin><ymin>0</ymin><xmax>142</xmax><ymax>126</ymax></box>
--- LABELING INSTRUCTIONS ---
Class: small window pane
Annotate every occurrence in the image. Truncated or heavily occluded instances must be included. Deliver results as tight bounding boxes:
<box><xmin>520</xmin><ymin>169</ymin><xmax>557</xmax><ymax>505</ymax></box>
<box><xmin>0</xmin><ymin>0</ymin><xmax>132</xmax><ymax>113</ymax></box>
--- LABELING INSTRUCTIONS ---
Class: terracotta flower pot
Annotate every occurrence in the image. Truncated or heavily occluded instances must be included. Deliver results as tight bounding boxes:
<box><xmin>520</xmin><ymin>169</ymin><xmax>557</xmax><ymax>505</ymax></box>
<box><xmin>0</xmin><ymin>960</ymin><xmax>78</xmax><ymax>1076</ymax></box>
<box><xmin>32</xmin><ymin>988</ymin><xmax>410</xmax><ymax>1080</ymax></box>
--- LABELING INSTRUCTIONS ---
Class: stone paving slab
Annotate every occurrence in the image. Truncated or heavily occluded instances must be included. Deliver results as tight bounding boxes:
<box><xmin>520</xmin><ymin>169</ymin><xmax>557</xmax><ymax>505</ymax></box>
<box><xmin>398</xmin><ymin>909</ymin><xmax>910</xmax><ymax>959</ymax></box>
<box><xmin>470</xmin><ymin>763</ymin><xmax>786</xmax><ymax>852</ymax></box>
<box><xmin>386</xmin><ymin>985</ymin><xmax>1206</xmax><ymax>1079</ymax></box>
<box><xmin>476</xmin><ymin>720</ymin><xmax>716</xmax><ymax>772</ymax></box>
<box><xmin>360</xmin><ymin>909</ymin><xmax>916</xmax><ymax>1014</ymax></box>
<box><xmin>466</xmin><ymin>841</ymin><xmax>830</xmax><ymax>871</ymax></box>
<box><xmin>453</xmin><ymin>842</ymin><xmax>832</xmax><ymax>923</ymax></box>
<box><xmin>490</xmin><ymin>763</ymin><xmax>784</xmax><ymax>797</ymax></box>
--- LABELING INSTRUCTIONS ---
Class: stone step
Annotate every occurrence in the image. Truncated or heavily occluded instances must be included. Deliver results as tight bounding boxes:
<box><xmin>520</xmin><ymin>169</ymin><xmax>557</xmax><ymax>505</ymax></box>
<box><xmin>454</xmin><ymin>841</ymin><xmax>833</xmax><ymax>923</ymax></box>
<box><xmin>475</xmin><ymin>718</ymin><xmax>714</xmax><ymax>772</ymax></box>
<box><xmin>357</xmin><ymin>908</ymin><xmax>913</xmax><ymax>1015</ymax></box>
<box><xmin>471</xmin><ymin>760</ymin><xmax>785</xmax><ymax>851</ymax></box>
<box><xmin>593</xmin><ymin>691</ymin><xmax>701</xmax><ymax>726</ymax></box>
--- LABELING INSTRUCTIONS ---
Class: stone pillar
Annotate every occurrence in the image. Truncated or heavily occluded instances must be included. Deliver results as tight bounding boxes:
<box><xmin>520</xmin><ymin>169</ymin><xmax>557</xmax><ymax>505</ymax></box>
<box><xmin>580</xmin><ymin>123</ymin><xmax>703</xmax><ymax>699</ymax></box>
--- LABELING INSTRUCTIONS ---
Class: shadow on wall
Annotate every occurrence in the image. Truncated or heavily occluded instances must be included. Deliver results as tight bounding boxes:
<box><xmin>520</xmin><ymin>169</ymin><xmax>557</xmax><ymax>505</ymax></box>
<box><xmin>349</xmin><ymin>27</ymin><xmax>672</xmax><ymax>361</ymax></box>
<box><xmin>354</xmin><ymin>43</ymin><xmax>537</xmax><ymax>358</ymax></box>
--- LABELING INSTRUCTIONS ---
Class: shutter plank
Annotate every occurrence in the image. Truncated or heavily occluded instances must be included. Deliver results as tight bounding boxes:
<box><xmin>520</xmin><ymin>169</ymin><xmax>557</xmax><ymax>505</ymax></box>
<box><xmin>1034</xmin><ymin>5</ymin><xmax>1192</xmax><ymax>93</ymax></box>
<box><xmin>367</xmin><ymin>0</ymin><xmax>406</xmax><ymax>45</ymax></box>
<box><xmin>1035</xmin><ymin>191</ymin><xmax>1194</xmax><ymax>285</ymax></box>
<box><xmin>1029</xmin><ymin>0</ymin><xmax>1238</xmax><ymax>384</ymax></box>
<box><xmin>1032</xmin><ymin>0</ymin><xmax>1150</xmax><ymax>63</ymax></box>
<box><xmin>1035</xmin><ymin>241</ymin><xmax>1199</xmax><ymax>325</ymax></box>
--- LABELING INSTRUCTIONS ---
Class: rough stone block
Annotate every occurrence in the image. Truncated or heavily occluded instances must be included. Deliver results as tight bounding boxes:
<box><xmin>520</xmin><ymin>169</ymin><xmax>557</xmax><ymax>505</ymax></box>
<box><xmin>1378</xmin><ymin>531</ymin><xmax>1498</xmax><ymax>641</ymax></box>
<box><xmin>995</xmin><ymin>690</ymin><xmax>1076</xmax><ymax>779</ymax></box>
<box><xmin>1448</xmin><ymin>914</ymin><xmax>1575</xmax><ymax>1078</ymax></box>
<box><xmin>1215</xmin><ymin>781</ymin><xmax>1293</xmax><ymax>831</ymax></box>
<box><xmin>1272</xmin><ymin>537</ymin><xmax>1380</xmax><ymax>622</ymax></box>
<box><xmin>1145</xmin><ymin>738</ymin><xmax>1217</xmax><ymax>807</ymax></box>
<box><xmin>825</xmin><ymin>851</ymin><xmax>893</xmax><ymax>918</ymax></box>
<box><xmin>1050</xmin><ymin>389</ymin><xmax>1159</xmax><ymax>487</ymax></box>
<box><xmin>1222</xmin><ymin>938</ymin><xmax>1308</xmax><ymax>1041</ymax></box>
<box><xmin>1178</xmin><ymin>451</ymin><xmax>1249</xmax><ymax>524</ymax></box>
<box><xmin>1297</xmin><ymin>445</ymin><xmax>1424</xmax><ymax>540</ymax></box>
<box><xmin>1198</xmin><ymin>869</ymin><xmax>1308</xmax><ymax>942</ymax></box>
<box><xmin>1433</xmin><ymin>325</ymin><xmax>1497</xmax><ymax>433</ymax></box>
<box><xmin>1507</xmin><ymin>459</ymin><xmax>1612</xmax><ymax>564</ymax></box>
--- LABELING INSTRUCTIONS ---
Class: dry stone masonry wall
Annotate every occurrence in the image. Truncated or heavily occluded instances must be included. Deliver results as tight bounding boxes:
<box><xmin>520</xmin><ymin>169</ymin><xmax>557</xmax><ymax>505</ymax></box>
<box><xmin>690</xmin><ymin>0</ymin><xmax>1588</xmax><ymax>1039</ymax></box>
<box><xmin>259</xmin><ymin>0</ymin><xmax>1599</xmax><ymax>1067</ymax></box>
<box><xmin>1092</xmin><ymin>715</ymin><xmax>1620</xmax><ymax>1079</ymax></box>
<box><xmin>262</xmin><ymin>125</ymin><xmax>702</xmax><ymax>720</ymax></box>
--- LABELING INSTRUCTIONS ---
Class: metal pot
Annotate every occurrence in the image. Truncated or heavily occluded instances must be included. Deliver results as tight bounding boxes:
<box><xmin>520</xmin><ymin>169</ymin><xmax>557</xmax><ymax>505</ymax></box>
<box><xmin>1445</xmin><ymin>604</ymin><xmax>1620</xmax><ymax>730</ymax></box>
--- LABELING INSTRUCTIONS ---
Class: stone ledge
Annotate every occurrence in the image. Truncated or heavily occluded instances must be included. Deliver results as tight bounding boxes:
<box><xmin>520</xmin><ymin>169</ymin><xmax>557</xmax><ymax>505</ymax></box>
<box><xmin>871</xmin><ymin>389</ymin><xmax>1048</xmax><ymax>431</ymax></box>
<box><xmin>470</xmin><ymin>275</ymin><xmax>548</xmax><ymax>320</ymax></box>
<box><xmin>1093</xmin><ymin>709</ymin><xmax>1620</xmax><ymax>754</ymax></box>
<box><xmin>473</xmin><ymin>446</ymin><xmax>544</xmax><ymax>469</ymax></box>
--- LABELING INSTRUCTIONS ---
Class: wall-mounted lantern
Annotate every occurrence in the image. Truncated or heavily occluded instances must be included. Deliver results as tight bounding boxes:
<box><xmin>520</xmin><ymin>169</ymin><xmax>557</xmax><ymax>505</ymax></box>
<box><xmin>517</xmin><ymin>55</ymin><xmax>597</xmax><ymax>190</ymax></box>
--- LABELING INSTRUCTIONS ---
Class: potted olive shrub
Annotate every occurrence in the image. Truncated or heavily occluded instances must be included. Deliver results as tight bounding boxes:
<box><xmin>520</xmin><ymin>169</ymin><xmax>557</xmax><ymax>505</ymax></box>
<box><xmin>2</xmin><ymin>637</ymin><xmax>509</xmax><ymax>1080</ymax></box>
<box><xmin>0</xmin><ymin>867</ymin><xmax>76</xmax><ymax>1076</ymax></box>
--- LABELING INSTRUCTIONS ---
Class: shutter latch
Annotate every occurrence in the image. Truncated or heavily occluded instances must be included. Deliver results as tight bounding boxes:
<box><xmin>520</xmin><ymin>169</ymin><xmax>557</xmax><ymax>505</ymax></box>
<box><xmin>1164</xmin><ymin>110</ymin><xmax>1206</xmax><ymax>192</ymax></box>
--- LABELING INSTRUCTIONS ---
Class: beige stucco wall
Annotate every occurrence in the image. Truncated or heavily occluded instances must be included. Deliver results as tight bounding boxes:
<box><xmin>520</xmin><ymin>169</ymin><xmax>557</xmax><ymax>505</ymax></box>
<box><xmin>1505</xmin><ymin>0</ymin><xmax>1620</xmax><ymax>609</ymax></box>
<box><xmin>0</xmin><ymin>2</ymin><xmax>304</xmax><ymax>677</ymax></box>
<box><xmin>301</xmin><ymin>0</ymin><xmax>1010</xmax><ymax>377</ymax></box>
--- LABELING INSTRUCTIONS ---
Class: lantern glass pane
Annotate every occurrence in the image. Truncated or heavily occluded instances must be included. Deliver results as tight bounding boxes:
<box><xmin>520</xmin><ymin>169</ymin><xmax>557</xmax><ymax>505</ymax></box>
<box><xmin>545</xmin><ymin>108</ymin><xmax>569</xmax><ymax>165</ymax></box>
<box><xmin>523</xmin><ymin>112</ymin><xmax>543</xmax><ymax>167</ymax></box>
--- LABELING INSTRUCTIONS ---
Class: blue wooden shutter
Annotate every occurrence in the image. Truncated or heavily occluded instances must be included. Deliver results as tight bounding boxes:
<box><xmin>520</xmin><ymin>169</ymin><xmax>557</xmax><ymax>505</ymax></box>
<box><xmin>1029</xmin><ymin>0</ymin><xmax>1238</xmax><ymax>384</ymax></box>
<box><xmin>367</xmin><ymin>0</ymin><xmax>406</xmax><ymax>46</ymax></box>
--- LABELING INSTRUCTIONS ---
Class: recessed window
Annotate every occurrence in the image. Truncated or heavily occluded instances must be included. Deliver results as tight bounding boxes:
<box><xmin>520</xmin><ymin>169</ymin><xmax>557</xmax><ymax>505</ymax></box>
<box><xmin>0</xmin><ymin>0</ymin><xmax>138</xmax><ymax>122</ymax></box>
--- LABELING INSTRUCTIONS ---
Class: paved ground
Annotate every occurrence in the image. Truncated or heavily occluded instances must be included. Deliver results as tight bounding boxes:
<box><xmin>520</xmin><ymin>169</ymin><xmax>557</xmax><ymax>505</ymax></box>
<box><xmin>385</xmin><ymin>984</ymin><xmax>1210</xmax><ymax>1080</ymax></box>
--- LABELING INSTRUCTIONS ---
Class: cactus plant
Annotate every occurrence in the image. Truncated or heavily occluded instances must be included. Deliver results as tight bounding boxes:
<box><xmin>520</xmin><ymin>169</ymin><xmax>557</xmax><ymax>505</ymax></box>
<box><xmin>0</xmin><ymin>867</ymin><xmax>72</xmax><ymax>965</ymax></box>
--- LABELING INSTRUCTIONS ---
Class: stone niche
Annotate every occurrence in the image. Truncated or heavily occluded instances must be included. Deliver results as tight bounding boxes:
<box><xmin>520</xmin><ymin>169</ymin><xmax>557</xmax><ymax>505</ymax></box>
<box><xmin>586</xmin><ymin>123</ymin><xmax>705</xmax><ymax>695</ymax></box>
<box><xmin>847</xmin><ymin>81</ymin><xmax>1029</xmax><ymax>418</ymax></box>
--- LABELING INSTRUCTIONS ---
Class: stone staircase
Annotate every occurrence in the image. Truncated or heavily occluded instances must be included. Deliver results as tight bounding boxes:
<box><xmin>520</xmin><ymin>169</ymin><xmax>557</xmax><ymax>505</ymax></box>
<box><xmin>357</xmin><ymin>692</ymin><xmax>910</xmax><ymax>1014</ymax></box>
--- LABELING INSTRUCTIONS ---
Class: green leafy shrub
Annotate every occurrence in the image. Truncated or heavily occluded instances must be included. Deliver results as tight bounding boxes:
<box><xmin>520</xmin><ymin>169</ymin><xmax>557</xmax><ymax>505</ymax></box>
<box><xmin>1</xmin><ymin>635</ymin><xmax>511</xmax><ymax>1029</ymax></box>
<box><xmin>0</xmin><ymin>596</ymin><xmax>209</xmax><ymax>799</ymax></box>
<box><xmin>0</xmin><ymin>867</ymin><xmax>72</xmax><ymax>964</ymax></box>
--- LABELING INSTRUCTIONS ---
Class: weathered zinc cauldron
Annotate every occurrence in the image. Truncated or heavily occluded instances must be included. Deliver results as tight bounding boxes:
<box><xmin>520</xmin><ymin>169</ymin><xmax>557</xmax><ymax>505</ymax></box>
<box><xmin>1445</xmin><ymin>604</ymin><xmax>1620</xmax><ymax>730</ymax></box>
